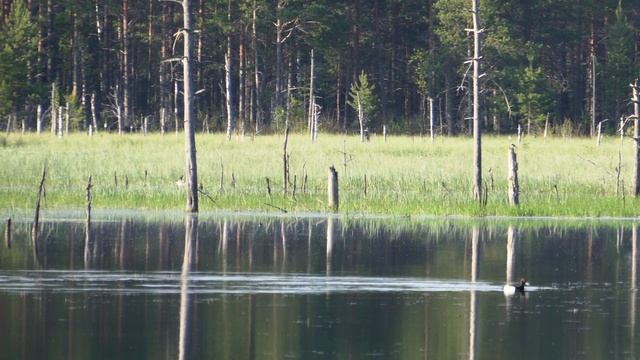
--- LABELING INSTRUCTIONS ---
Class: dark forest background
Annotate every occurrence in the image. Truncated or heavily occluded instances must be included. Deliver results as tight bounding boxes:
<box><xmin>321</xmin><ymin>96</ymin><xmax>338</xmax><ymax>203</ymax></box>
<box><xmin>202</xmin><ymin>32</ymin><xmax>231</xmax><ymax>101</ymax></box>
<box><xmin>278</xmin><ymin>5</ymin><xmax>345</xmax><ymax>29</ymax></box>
<box><xmin>0</xmin><ymin>0</ymin><xmax>639</xmax><ymax>136</ymax></box>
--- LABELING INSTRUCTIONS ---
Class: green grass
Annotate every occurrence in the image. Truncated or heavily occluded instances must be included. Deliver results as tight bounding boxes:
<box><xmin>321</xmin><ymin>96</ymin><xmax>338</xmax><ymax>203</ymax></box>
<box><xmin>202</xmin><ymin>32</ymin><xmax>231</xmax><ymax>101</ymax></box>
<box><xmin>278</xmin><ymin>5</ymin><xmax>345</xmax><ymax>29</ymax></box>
<box><xmin>0</xmin><ymin>132</ymin><xmax>639</xmax><ymax>217</ymax></box>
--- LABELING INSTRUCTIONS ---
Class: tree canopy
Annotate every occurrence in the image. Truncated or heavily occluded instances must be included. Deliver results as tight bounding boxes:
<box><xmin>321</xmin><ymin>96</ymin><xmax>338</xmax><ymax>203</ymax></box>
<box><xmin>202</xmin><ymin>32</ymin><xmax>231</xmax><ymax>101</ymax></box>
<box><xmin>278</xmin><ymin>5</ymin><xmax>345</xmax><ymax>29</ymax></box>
<box><xmin>0</xmin><ymin>0</ymin><xmax>638</xmax><ymax>135</ymax></box>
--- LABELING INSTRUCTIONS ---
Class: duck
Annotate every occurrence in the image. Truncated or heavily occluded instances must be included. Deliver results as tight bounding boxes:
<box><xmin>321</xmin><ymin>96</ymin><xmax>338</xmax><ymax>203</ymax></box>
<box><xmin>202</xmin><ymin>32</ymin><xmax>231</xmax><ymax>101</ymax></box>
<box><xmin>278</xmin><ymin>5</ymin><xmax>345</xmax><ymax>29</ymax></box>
<box><xmin>503</xmin><ymin>278</ymin><xmax>529</xmax><ymax>295</ymax></box>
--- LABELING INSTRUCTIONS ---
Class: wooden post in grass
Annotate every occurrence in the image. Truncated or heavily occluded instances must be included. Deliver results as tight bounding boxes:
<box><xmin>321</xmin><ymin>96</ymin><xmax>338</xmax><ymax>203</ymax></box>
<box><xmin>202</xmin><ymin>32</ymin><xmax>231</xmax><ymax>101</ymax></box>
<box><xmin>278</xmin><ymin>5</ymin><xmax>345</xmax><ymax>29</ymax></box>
<box><xmin>507</xmin><ymin>144</ymin><xmax>519</xmax><ymax>206</ymax></box>
<box><xmin>383</xmin><ymin>125</ymin><xmax>387</xmax><ymax>143</ymax></box>
<box><xmin>328</xmin><ymin>166</ymin><xmax>339</xmax><ymax>211</ymax></box>
<box><xmin>4</xmin><ymin>218</ymin><xmax>11</xmax><ymax>249</ymax></box>
<box><xmin>632</xmin><ymin>80</ymin><xmax>640</xmax><ymax>197</ymax></box>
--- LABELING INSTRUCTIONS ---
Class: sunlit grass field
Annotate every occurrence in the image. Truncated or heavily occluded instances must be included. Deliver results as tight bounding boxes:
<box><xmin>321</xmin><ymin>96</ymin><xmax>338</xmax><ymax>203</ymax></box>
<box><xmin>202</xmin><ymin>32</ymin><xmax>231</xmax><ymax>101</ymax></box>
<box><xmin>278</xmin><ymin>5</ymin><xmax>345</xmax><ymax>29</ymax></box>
<box><xmin>0</xmin><ymin>131</ymin><xmax>638</xmax><ymax>217</ymax></box>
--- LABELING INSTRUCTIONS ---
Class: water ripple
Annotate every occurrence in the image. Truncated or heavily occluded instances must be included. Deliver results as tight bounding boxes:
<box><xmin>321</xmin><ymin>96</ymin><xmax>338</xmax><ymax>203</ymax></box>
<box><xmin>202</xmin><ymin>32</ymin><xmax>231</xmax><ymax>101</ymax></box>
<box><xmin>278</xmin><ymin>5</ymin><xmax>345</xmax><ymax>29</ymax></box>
<box><xmin>0</xmin><ymin>270</ymin><xmax>510</xmax><ymax>295</ymax></box>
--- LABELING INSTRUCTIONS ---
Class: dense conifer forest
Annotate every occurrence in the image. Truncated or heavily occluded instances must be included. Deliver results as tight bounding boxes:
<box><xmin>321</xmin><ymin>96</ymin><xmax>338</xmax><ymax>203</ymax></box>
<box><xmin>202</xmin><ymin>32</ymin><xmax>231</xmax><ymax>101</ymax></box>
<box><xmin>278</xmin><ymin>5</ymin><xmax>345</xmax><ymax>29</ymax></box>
<box><xmin>0</xmin><ymin>0</ymin><xmax>638</xmax><ymax>136</ymax></box>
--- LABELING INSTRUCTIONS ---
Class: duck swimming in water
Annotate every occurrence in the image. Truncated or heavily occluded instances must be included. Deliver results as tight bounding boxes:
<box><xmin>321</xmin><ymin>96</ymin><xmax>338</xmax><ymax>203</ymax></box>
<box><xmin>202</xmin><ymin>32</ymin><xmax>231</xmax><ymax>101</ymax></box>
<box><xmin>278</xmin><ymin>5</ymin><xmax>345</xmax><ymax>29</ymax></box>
<box><xmin>503</xmin><ymin>278</ymin><xmax>529</xmax><ymax>295</ymax></box>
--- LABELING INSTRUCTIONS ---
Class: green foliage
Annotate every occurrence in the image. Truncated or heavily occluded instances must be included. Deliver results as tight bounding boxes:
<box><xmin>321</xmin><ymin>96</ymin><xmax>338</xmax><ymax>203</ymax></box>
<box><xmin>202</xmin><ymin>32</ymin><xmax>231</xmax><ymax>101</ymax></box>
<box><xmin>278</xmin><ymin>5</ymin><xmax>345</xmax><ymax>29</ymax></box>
<box><xmin>0</xmin><ymin>0</ymin><xmax>38</xmax><ymax>115</ymax></box>
<box><xmin>602</xmin><ymin>1</ymin><xmax>637</xmax><ymax>119</ymax></box>
<box><xmin>513</xmin><ymin>61</ymin><xmax>554</xmax><ymax>131</ymax></box>
<box><xmin>348</xmin><ymin>71</ymin><xmax>377</xmax><ymax>123</ymax></box>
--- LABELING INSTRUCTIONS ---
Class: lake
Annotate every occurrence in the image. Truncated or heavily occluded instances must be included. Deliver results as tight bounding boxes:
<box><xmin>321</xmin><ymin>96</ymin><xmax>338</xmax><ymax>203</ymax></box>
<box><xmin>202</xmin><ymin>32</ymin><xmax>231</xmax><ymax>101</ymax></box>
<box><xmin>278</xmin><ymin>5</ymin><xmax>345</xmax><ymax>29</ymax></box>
<box><xmin>0</xmin><ymin>213</ymin><xmax>638</xmax><ymax>359</ymax></box>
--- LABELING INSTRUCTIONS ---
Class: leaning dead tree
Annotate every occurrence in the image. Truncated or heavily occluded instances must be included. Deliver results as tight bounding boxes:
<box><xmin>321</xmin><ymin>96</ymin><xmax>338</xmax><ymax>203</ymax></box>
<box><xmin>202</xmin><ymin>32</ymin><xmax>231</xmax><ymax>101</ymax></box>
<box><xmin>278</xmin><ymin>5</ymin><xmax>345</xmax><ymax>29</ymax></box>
<box><xmin>164</xmin><ymin>0</ymin><xmax>199</xmax><ymax>212</ymax></box>
<box><xmin>469</xmin><ymin>0</ymin><xmax>484</xmax><ymax>203</ymax></box>
<box><xmin>632</xmin><ymin>80</ymin><xmax>640</xmax><ymax>197</ymax></box>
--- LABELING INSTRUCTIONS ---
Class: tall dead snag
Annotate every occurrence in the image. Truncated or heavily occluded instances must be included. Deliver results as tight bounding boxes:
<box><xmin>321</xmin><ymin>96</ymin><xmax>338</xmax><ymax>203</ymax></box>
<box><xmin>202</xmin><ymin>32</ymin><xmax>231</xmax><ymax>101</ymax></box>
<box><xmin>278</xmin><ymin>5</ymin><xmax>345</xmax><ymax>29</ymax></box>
<box><xmin>308</xmin><ymin>49</ymin><xmax>316</xmax><ymax>141</ymax></box>
<box><xmin>328</xmin><ymin>166</ymin><xmax>339</xmax><ymax>212</ymax></box>
<box><xmin>225</xmin><ymin>0</ymin><xmax>235</xmax><ymax>140</ymax></box>
<box><xmin>122</xmin><ymin>0</ymin><xmax>131</xmax><ymax>130</ymax></box>
<box><xmin>32</xmin><ymin>166</ymin><xmax>47</xmax><ymax>252</ymax></box>
<box><xmin>507</xmin><ymin>145</ymin><xmax>519</xmax><ymax>206</ymax></box>
<box><xmin>632</xmin><ymin>80</ymin><xmax>640</xmax><ymax>197</ymax></box>
<box><xmin>283</xmin><ymin>123</ymin><xmax>290</xmax><ymax>194</ymax></box>
<box><xmin>470</xmin><ymin>0</ymin><xmax>483</xmax><ymax>203</ymax></box>
<box><xmin>182</xmin><ymin>0</ymin><xmax>199</xmax><ymax>212</ymax></box>
<box><xmin>164</xmin><ymin>0</ymin><xmax>199</xmax><ymax>212</ymax></box>
<box><xmin>429</xmin><ymin>97</ymin><xmax>435</xmax><ymax>143</ymax></box>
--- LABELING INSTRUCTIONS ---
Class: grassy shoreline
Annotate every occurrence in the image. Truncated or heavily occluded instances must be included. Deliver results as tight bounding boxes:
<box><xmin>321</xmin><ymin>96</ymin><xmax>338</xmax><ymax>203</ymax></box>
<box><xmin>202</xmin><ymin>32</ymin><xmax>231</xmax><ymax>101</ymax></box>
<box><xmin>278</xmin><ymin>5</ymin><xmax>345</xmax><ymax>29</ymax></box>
<box><xmin>1</xmin><ymin>132</ymin><xmax>639</xmax><ymax>217</ymax></box>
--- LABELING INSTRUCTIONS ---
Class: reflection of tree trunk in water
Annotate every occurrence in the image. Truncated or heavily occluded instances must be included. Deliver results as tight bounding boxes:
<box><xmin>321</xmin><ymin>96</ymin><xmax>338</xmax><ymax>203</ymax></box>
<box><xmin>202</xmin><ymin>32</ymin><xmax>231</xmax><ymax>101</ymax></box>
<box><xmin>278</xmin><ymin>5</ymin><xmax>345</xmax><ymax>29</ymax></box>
<box><xmin>586</xmin><ymin>227</ymin><xmax>593</xmax><ymax>282</ymax></box>
<box><xmin>221</xmin><ymin>221</ymin><xmax>228</xmax><ymax>273</ymax></box>
<box><xmin>506</xmin><ymin>226</ymin><xmax>515</xmax><ymax>284</ymax></box>
<box><xmin>247</xmin><ymin>294</ymin><xmax>256</xmax><ymax>359</ymax></box>
<box><xmin>307</xmin><ymin>221</ymin><xmax>313</xmax><ymax>274</ymax></box>
<box><xmin>159</xmin><ymin>225</ymin><xmax>167</xmax><ymax>269</ymax></box>
<box><xmin>281</xmin><ymin>222</ymin><xmax>287</xmax><ymax>269</ymax></box>
<box><xmin>631</xmin><ymin>225</ymin><xmax>637</xmax><ymax>341</ymax></box>
<box><xmin>178</xmin><ymin>214</ymin><xmax>197</xmax><ymax>360</ymax></box>
<box><xmin>118</xmin><ymin>220</ymin><xmax>126</xmax><ymax>269</ymax></box>
<box><xmin>236</xmin><ymin>223</ymin><xmax>242</xmax><ymax>272</ymax></box>
<box><xmin>469</xmin><ymin>227</ymin><xmax>479</xmax><ymax>360</ymax></box>
<box><xmin>326</xmin><ymin>217</ymin><xmax>334</xmax><ymax>276</ymax></box>
<box><xmin>423</xmin><ymin>295</ymin><xmax>429</xmax><ymax>358</ymax></box>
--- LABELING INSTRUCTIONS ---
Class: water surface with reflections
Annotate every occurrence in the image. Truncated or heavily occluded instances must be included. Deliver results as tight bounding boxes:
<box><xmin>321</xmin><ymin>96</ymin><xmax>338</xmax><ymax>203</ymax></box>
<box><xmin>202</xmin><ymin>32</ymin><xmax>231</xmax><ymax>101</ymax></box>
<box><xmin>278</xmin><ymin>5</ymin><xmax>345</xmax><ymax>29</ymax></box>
<box><xmin>0</xmin><ymin>213</ymin><xmax>638</xmax><ymax>359</ymax></box>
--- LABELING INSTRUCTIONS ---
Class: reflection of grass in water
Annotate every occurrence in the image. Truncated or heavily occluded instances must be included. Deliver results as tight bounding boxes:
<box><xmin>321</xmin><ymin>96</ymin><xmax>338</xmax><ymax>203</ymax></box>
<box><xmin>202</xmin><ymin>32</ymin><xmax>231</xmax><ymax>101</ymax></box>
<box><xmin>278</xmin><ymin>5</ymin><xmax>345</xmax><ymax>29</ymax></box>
<box><xmin>0</xmin><ymin>133</ymin><xmax>639</xmax><ymax>216</ymax></box>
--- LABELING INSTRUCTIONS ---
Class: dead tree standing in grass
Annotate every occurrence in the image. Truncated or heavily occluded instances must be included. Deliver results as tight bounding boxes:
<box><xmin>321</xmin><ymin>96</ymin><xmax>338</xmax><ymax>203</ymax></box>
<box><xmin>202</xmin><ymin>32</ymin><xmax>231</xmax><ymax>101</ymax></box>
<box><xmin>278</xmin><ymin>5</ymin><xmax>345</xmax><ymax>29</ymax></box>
<box><xmin>163</xmin><ymin>0</ymin><xmax>199</xmax><ymax>212</ymax></box>
<box><xmin>470</xmin><ymin>0</ymin><xmax>484</xmax><ymax>203</ymax></box>
<box><xmin>508</xmin><ymin>145</ymin><xmax>519</xmax><ymax>206</ymax></box>
<box><xmin>632</xmin><ymin>80</ymin><xmax>640</xmax><ymax>197</ymax></box>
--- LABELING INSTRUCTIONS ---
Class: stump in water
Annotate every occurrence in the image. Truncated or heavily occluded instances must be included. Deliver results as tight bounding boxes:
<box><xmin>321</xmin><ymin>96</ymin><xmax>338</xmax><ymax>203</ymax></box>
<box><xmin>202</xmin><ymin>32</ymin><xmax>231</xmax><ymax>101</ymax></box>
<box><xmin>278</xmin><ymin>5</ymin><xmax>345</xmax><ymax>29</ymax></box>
<box><xmin>32</xmin><ymin>167</ymin><xmax>47</xmax><ymax>252</ymax></box>
<box><xmin>4</xmin><ymin>218</ymin><xmax>11</xmax><ymax>249</ymax></box>
<box><xmin>328</xmin><ymin>166</ymin><xmax>339</xmax><ymax>212</ymax></box>
<box><xmin>508</xmin><ymin>144</ymin><xmax>519</xmax><ymax>206</ymax></box>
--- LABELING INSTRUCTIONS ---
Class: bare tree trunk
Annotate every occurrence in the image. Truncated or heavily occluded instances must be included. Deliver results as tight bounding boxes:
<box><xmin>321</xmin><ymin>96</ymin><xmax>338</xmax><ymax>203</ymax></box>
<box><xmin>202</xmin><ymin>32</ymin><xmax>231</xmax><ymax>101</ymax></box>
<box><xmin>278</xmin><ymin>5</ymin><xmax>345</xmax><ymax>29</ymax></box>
<box><xmin>159</xmin><ymin>3</ymin><xmax>169</xmax><ymax>135</ymax></box>
<box><xmin>358</xmin><ymin>95</ymin><xmax>365</xmax><ymax>142</ymax></box>
<box><xmin>50</xmin><ymin>82</ymin><xmax>57</xmax><ymax>135</ymax></box>
<box><xmin>508</xmin><ymin>144</ymin><xmax>519</xmax><ymax>206</ymax></box>
<box><xmin>274</xmin><ymin>0</ymin><xmax>283</xmax><ymax>109</ymax></box>
<box><xmin>252</xmin><ymin>0</ymin><xmax>261</xmax><ymax>134</ymax></box>
<box><xmin>308</xmin><ymin>49</ymin><xmax>315</xmax><ymax>141</ymax></box>
<box><xmin>225</xmin><ymin>0</ymin><xmax>234</xmax><ymax>140</ymax></box>
<box><xmin>632</xmin><ymin>81</ymin><xmax>640</xmax><ymax>197</ymax></box>
<box><xmin>182</xmin><ymin>0</ymin><xmax>198</xmax><ymax>212</ymax></box>
<box><xmin>471</xmin><ymin>0</ymin><xmax>483</xmax><ymax>203</ymax></box>
<box><xmin>36</xmin><ymin>105</ymin><xmax>43</xmax><ymax>134</ymax></box>
<box><xmin>429</xmin><ymin>97</ymin><xmax>435</xmax><ymax>142</ymax></box>
<box><xmin>122</xmin><ymin>0</ymin><xmax>130</xmax><ymax>130</ymax></box>
<box><xmin>238</xmin><ymin>26</ymin><xmax>245</xmax><ymax>137</ymax></box>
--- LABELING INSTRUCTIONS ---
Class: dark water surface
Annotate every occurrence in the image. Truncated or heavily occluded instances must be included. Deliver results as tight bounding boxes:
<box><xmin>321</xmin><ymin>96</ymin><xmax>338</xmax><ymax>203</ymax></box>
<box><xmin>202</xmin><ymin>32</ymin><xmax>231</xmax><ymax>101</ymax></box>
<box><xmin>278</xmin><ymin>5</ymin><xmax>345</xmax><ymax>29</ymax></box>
<box><xmin>0</xmin><ymin>215</ymin><xmax>638</xmax><ymax>359</ymax></box>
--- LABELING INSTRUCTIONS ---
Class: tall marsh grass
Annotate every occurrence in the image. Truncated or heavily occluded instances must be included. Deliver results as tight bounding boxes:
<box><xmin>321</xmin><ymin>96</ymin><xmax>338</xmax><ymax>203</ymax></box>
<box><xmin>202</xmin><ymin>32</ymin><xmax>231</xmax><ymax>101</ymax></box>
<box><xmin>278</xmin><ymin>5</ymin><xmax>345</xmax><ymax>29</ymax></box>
<box><xmin>0</xmin><ymin>132</ymin><xmax>638</xmax><ymax>217</ymax></box>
